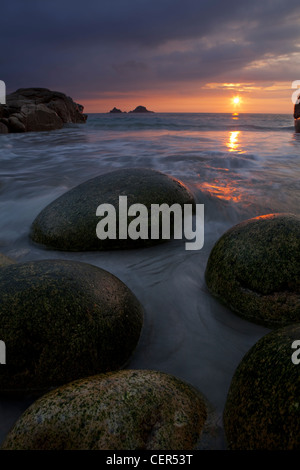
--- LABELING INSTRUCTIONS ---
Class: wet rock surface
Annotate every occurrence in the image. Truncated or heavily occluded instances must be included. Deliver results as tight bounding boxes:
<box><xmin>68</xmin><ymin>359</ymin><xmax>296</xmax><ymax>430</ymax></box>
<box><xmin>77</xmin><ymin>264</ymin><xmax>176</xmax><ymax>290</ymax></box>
<box><xmin>205</xmin><ymin>213</ymin><xmax>300</xmax><ymax>328</ymax></box>
<box><xmin>1</xmin><ymin>370</ymin><xmax>208</xmax><ymax>450</ymax></box>
<box><xmin>0</xmin><ymin>259</ymin><xmax>143</xmax><ymax>394</ymax></box>
<box><xmin>223</xmin><ymin>324</ymin><xmax>300</xmax><ymax>450</ymax></box>
<box><xmin>30</xmin><ymin>167</ymin><xmax>196</xmax><ymax>251</ymax></box>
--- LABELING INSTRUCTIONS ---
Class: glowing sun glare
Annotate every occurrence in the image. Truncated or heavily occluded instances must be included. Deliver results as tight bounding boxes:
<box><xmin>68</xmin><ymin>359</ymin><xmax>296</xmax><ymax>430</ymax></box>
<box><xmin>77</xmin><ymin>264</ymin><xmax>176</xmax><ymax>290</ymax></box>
<box><xmin>233</xmin><ymin>96</ymin><xmax>240</xmax><ymax>105</ymax></box>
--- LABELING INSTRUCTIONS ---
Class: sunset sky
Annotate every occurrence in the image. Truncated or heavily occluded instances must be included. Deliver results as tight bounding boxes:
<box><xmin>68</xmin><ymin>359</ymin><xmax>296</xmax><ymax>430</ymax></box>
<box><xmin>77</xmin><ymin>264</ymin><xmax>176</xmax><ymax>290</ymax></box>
<box><xmin>2</xmin><ymin>0</ymin><xmax>300</xmax><ymax>114</ymax></box>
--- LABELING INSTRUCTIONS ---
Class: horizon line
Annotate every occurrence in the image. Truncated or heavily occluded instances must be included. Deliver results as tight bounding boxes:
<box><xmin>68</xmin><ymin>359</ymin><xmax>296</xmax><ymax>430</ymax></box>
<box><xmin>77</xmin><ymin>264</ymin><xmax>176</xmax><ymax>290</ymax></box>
<box><xmin>87</xmin><ymin>111</ymin><xmax>293</xmax><ymax>115</ymax></box>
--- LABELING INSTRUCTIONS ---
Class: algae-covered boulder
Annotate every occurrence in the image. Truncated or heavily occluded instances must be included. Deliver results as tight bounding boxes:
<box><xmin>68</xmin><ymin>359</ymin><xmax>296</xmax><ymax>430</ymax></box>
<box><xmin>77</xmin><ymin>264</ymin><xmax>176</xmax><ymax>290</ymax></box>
<box><xmin>0</xmin><ymin>260</ymin><xmax>143</xmax><ymax>394</ymax></box>
<box><xmin>1</xmin><ymin>370</ymin><xmax>208</xmax><ymax>450</ymax></box>
<box><xmin>30</xmin><ymin>167</ymin><xmax>195</xmax><ymax>251</ymax></box>
<box><xmin>205</xmin><ymin>213</ymin><xmax>300</xmax><ymax>328</ymax></box>
<box><xmin>223</xmin><ymin>324</ymin><xmax>300</xmax><ymax>450</ymax></box>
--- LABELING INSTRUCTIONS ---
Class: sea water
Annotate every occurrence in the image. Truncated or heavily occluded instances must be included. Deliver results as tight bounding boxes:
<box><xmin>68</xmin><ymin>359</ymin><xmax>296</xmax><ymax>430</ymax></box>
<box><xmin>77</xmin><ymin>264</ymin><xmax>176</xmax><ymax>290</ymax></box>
<box><xmin>0</xmin><ymin>112</ymin><xmax>299</xmax><ymax>448</ymax></box>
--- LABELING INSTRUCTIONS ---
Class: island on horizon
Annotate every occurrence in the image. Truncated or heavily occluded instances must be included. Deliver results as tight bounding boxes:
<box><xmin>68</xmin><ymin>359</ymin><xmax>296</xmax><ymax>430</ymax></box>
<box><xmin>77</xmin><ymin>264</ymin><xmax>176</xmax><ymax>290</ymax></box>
<box><xmin>109</xmin><ymin>105</ymin><xmax>154</xmax><ymax>114</ymax></box>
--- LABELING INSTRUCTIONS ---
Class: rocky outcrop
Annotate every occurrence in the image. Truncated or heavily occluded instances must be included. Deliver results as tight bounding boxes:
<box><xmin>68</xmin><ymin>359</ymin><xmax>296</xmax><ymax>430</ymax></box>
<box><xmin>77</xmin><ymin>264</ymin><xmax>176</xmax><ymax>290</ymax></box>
<box><xmin>109</xmin><ymin>107</ymin><xmax>125</xmax><ymax>113</ymax></box>
<box><xmin>0</xmin><ymin>88</ymin><xmax>87</xmax><ymax>133</ymax></box>
<box><xmin>108</xmin><ymin>105</ymin><xmax>154</xmax><ymax>114</ymax></box>
<box><xmin>295</xmin><ymin>118</ymin><xmax>300</xmax><ymax>133</ymax></box>
<box><xmin>294</xmin><ymin>101</ymin><xmax>300</xmax><ymax>119</ymax></box>
<box><xmin>0</xmin><ymin>122</ymin><xmax>9</xmax><ymax>134</ymax></box>
<box><xmin>129</xmin><ymin>105</ymin><xmax>154</xmax><ymax>113</ymax></box>
<box><xmin>293</xmin><ymin>101</ymin><xmax>300</xmax><ymax>132</ymax></box>
<box><xmin>1</xmin><ymin>370</ymin><xmax>208</xmax><ymax>450</ymax></box>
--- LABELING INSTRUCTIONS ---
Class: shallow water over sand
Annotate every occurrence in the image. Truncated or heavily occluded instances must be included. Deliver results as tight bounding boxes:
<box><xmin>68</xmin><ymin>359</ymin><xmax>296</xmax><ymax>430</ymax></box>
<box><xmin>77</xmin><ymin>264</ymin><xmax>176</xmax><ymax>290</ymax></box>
<box><xmin>0</xmin><ymin>112</ymin><xmax>299</xmax><ymax>448</ymax></box>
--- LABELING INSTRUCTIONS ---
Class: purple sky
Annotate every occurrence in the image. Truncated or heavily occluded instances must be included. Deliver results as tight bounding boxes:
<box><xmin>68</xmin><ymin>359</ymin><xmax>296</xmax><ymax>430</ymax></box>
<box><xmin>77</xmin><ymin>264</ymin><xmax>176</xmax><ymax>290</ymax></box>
<box><xmin>2</xmin><ymin>0</ymin><xmax>300</xmax><ymax>112</ymax></box>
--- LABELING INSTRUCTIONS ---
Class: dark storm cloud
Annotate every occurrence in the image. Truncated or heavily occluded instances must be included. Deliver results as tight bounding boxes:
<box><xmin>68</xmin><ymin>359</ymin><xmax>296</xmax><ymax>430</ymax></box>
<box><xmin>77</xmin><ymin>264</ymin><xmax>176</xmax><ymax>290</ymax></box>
<box><xmin>2</xmin><ymin>0</ymin><xmax>300</xmax><ymax>96</ymax></box>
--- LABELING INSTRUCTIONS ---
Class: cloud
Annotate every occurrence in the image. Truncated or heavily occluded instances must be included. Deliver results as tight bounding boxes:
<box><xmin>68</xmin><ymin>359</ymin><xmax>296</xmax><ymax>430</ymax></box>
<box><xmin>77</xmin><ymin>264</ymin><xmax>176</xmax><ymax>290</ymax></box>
<box><xmin>2</xmin><ymin>0</ymin><xmax>300</xmax><ymax>99</ymax></box>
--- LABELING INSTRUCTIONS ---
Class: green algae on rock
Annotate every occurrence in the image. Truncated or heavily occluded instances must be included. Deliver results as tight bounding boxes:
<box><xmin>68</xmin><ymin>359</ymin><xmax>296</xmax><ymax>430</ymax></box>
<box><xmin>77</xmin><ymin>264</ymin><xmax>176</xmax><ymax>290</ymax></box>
<box><xmin>1</xmin><ymin>369</ymin><xmax>208</xmax><ymax>450</ymax></box>
<box><xmin>205</xmin><ymin>213</ymin><xmax>300</xmax><ymax>328</ymax></box>
<box><xmin>223</xmin><ymin>324</ymin><xmax>300</xmax><ymax>450</ymax></box>
<box><xmin>0</xmin><ymin>260</ymin><xmax>143</xmax><ymax>394</ymax></box>
<box><xmin>0</xmin><ymin>253</ymin><xmax>15</xmax><ymax>267</ymax></box>
<box><xmin>30</xmin><ymin>167</ymin><xmax>196</xmax><ymax>251</ymax></box>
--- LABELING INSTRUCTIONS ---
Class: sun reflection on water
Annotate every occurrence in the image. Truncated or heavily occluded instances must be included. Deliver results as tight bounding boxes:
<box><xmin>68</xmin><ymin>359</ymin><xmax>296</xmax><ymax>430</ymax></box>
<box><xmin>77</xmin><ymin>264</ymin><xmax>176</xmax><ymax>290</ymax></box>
<box><xmin>198</xmin><ymin>180</ymin><xmax>243</xmax><ymax>203</ymax></box>
<box><xmin>226</xmin><ymin>131</ymin><xmax>240</xmax><ymax>152</ymax></box>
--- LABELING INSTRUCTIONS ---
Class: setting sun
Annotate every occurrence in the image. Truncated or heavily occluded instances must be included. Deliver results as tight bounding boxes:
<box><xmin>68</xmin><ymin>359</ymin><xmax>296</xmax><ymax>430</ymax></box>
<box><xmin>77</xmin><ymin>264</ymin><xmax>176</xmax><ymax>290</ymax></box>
<box><xmin>233</xmin><ymin>96</ymin><xmax>241</xmax><ymax>105</ymax></box>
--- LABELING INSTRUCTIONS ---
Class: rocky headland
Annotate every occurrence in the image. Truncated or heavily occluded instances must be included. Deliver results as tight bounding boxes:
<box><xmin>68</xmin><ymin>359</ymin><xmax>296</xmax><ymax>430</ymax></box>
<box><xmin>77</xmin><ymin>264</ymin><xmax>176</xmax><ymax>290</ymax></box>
<box><xmin>0</xmin><ymin>88</ymin><xmax>87</xmax><ymax>133</ymax></box>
